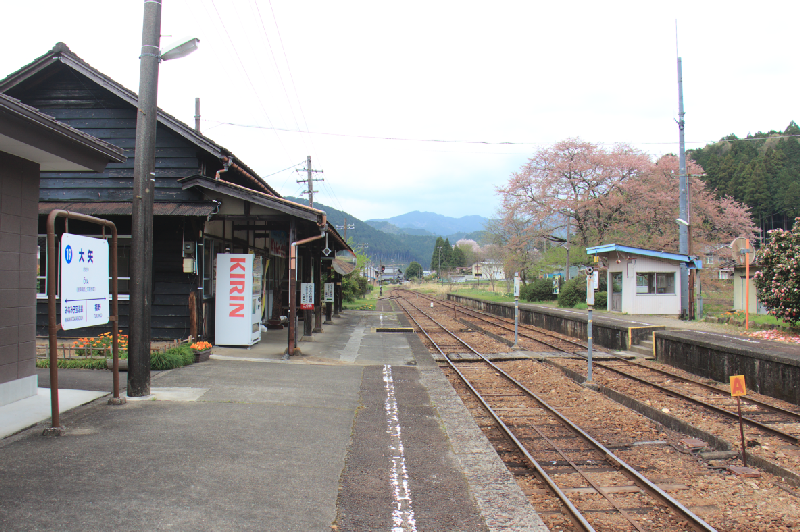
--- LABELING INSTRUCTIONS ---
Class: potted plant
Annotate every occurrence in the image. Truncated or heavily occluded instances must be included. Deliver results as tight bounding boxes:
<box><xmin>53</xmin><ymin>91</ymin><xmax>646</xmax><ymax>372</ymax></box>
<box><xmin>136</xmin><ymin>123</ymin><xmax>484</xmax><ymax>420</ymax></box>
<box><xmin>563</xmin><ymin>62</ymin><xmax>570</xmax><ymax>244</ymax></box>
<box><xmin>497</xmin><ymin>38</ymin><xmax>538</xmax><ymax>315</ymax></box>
<box><xmin>190</xmin><ymin>341</ymin><xmax>213</xmax><ymax>363</ymax></box>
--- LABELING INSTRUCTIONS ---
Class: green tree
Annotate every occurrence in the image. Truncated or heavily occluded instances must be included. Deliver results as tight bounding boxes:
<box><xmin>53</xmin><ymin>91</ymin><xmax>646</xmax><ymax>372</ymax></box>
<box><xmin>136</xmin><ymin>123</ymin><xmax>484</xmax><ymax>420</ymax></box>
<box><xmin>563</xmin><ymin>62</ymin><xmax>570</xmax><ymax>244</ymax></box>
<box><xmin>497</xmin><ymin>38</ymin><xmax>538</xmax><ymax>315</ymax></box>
<box><xmin>451</xmin><ymin>245</ymin><xmax>466</xmax><ymax>268</ymax></box>
<box><xmin>753</xmin><ymin>218</ymin><xmax>800</xmax><ymax>325</ymax></box>
<box><xmin>405</xmin><ymin>261</ymin><xmax>423</xmax><ymax>279</ymax></box>
<box><xmin>431</xmin><ymin>237</ymin><xmax>445</xmax><ymax>272</ymax></box>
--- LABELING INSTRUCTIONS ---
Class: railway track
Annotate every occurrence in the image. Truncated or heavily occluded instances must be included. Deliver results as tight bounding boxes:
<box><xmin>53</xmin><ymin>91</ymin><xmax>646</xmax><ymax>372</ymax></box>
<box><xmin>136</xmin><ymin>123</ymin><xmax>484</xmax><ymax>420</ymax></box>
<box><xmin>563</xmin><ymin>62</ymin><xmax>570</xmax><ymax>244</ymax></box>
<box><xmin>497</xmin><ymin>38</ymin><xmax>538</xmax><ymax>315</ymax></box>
<box><xmin>395</xmin><ymin>288</ymin><xmax>602</xmax><ymax>355</ymax></box>
<box><xmin>395</xmin><ymin>294</ymin><xmax>715</xmax><ymax>532</ymax></box>
<box><xmin>394</xmin><ymin>289</ymin><xmax>800</xmax><ymax>481</ymax></box>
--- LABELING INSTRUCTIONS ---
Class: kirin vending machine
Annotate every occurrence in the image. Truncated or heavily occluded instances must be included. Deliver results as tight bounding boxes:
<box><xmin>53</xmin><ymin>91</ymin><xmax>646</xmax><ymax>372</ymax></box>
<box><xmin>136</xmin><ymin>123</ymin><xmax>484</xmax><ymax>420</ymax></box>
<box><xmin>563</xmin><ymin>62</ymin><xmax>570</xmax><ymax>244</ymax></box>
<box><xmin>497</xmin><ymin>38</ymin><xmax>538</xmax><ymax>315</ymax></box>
<box><xmin>215</xmin><ymin>254</ymin><xmax>261</xmax><ymax>346</ymax></box>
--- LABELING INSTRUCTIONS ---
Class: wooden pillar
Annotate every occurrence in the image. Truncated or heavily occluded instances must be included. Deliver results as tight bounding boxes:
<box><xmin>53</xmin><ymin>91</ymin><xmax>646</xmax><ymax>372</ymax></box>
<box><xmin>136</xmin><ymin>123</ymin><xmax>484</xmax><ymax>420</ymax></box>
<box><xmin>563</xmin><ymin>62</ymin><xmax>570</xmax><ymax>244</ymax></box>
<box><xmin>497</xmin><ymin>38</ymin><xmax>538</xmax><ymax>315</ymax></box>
<box><xmin>287</xmin><ymin>219</ymin><xmax>297</xmax><ymax>356</ymax></box>
<box><xmin>325</xmin><ymin>261</ymin><xmax>333</xmax><ymax>322</ymax></box>
<box><xmin>303</xmin><ymin>246</ymin><xmax>313</xmax><ymax>338</ymax></box>
<box><xmin>334</xmin><ymin>272</ymin><xmax>342</xmax><ymax>317</ymax></box>
<box><xmin>314</xmin><ymin>248</ymin><xmax>323</xmax><ymax>332</ymax></box>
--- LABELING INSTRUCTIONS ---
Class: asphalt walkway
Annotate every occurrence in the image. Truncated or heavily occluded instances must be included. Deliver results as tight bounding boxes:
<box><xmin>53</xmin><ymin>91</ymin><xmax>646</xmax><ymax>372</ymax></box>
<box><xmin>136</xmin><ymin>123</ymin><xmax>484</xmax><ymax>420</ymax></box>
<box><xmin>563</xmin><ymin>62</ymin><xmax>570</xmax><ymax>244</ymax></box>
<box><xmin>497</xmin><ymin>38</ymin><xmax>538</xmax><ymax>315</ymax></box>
<box><xmin>0</xmin><ymin>302</ymin><xmax>546</xmax><ymax>532</ymax></box>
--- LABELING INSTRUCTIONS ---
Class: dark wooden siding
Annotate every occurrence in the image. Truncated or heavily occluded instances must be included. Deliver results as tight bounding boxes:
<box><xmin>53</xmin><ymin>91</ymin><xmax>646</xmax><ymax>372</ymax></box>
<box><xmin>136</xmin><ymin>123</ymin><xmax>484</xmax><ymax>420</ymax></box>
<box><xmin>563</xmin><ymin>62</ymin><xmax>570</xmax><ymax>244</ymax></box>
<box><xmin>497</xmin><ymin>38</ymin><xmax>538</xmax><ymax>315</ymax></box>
<box><xmin>36</xmin><ymin>218</ymin><xmax>199</xmax><ymax>340</ymax></box>
<box><xmin>7</xmin><ymin>67</ymin><xmax>205</xmax><ymax>203</ymax></box>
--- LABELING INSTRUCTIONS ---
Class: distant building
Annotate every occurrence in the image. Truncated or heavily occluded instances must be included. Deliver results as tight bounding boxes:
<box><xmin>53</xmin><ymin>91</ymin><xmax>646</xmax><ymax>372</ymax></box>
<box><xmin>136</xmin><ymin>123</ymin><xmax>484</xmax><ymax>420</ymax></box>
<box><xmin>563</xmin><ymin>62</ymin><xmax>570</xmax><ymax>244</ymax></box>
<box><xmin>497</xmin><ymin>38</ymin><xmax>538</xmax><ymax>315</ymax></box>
<box><xmin>472</xmin><ymin>261</ymin><xmax>505</xmax><ymax>281</ymax></box>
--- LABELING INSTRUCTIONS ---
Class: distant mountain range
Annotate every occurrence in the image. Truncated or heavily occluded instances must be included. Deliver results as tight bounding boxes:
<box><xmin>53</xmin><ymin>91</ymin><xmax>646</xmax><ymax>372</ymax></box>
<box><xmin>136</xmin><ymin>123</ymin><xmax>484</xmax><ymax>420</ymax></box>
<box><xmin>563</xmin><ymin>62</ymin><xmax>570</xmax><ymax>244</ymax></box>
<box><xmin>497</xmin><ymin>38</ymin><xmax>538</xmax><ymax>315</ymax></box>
<box><xmin>285</xmin><ymin>199</ymin><xmax>488</xmax><ymax>268</ymax></box>
<box><xmin>367</xmin><ymin>211</ymin><xmax>489</xmax><ymax>236</ymax></box>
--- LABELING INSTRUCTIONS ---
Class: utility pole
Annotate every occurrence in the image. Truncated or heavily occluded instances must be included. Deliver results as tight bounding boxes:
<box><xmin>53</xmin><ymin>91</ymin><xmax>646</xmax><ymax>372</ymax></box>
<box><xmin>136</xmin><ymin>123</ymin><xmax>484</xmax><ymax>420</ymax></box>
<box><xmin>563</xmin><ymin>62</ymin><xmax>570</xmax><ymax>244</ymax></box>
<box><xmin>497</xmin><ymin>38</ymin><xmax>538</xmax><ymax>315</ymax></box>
<box><xmin>335</xmin><ymin>218</ymin><xmax>355</xmax><ymax>240</ymax></box>
<box><xmin>129</xmin><ymin>0</ymin><xmax>161</xmax><ymax>397</ymax></box>
<box><xmin>677</xmin><ymin>51</ymin><xmax>689</xmax><ymax>319</ymax></box>
<box><xmin>296</xmin><ymin>155</ymin><xmax>323</xmax><ymax>208</ymax></box>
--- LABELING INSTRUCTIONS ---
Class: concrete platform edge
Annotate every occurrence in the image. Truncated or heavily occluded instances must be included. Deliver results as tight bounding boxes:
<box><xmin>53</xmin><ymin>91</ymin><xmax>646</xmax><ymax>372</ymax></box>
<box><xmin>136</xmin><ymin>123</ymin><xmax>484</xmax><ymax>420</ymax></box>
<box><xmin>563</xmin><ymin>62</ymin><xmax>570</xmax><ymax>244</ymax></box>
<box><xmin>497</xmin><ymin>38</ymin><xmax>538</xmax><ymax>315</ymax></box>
<box><xmin>417</xmin><ymin>365</ymin><xmax>549</xmax><ymax>532</ymax></box>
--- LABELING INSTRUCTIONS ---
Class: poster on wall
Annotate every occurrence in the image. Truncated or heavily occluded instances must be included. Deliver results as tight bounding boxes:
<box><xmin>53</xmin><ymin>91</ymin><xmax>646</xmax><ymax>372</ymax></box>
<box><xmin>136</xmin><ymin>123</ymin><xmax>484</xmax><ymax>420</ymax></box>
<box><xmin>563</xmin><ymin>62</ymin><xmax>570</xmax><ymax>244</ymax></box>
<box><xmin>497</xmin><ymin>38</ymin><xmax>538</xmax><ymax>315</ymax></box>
<box><xmin>300</xmin><ymin>283</ymin><xmax>315</xmax><ymax>310</ymax></box>
<box><xmin>324</xmin><ymin>283</ymin><xmax>334</xmax><ymax>303</ymax></box>
<box><xmin>270</xmin><ymin>230</ymin><xmax>288</xmax><ymax>258</ymax></box>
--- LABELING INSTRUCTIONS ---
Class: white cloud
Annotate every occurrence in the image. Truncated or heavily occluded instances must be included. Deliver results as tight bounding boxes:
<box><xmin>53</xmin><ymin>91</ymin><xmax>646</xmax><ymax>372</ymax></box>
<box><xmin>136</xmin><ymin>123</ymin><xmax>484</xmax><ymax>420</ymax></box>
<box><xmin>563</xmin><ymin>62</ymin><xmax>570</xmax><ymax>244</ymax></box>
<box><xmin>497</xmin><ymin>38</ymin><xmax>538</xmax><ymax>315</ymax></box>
<box><xmin>1</xmin><ymin>1</ymin><xmax>797</xmax><ymax>221</ymax></box>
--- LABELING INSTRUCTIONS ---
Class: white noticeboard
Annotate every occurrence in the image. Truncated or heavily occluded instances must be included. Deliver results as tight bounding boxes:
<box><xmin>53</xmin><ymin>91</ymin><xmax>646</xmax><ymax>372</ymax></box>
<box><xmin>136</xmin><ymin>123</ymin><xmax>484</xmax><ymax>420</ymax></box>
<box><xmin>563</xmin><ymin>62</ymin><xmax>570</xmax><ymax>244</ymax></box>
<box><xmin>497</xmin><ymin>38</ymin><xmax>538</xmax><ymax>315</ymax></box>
<box><xmin>60</xmin><ymin>233</ymin><xmax>109</xmax><ymax>330</ymax></box>
<box><xmin>514</xmin><ymin>274</ymin><xmax>520</xmax><ymax>298</ymax></box>
<box><xmin>324</xmin><ymin>282</ymin><xmax>334</xmax><ymax>303</ymax></box>
<box><xmin>300</xmin><ymin>283</ymin><xmax>315</xmax><ymax>310</ymax></box>
<box><xmin>215</xmin><ymin>254</ymin><xmax>257</xmax><ymax>346</ymax></box>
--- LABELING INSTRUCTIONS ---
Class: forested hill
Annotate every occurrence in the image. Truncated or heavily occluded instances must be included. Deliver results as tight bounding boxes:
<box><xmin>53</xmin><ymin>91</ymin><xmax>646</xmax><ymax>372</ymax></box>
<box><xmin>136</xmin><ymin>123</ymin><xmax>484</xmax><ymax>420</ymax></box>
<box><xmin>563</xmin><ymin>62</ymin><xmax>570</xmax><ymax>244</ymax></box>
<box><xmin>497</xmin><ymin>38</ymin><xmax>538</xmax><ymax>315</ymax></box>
<box><xmin>689</xmin><ymin>121</ymin><xmax>800</xmax><ymax>235</ymax></box>
<box><xmin>284</xmin><ymin>197</ymin><xmax>436</xmax><ymax>266</ymax></box>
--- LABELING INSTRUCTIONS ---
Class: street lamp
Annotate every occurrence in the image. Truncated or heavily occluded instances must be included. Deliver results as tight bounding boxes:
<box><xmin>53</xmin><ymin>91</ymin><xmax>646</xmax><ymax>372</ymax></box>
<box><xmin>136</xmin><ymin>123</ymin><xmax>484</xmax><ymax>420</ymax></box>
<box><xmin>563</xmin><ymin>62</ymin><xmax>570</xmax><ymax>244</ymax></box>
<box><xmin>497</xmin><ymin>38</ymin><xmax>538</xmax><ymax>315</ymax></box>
<box><xmin>129</xmin><ymin>1</ymin><xmax>199</xmax><ymax>397</ymax></box>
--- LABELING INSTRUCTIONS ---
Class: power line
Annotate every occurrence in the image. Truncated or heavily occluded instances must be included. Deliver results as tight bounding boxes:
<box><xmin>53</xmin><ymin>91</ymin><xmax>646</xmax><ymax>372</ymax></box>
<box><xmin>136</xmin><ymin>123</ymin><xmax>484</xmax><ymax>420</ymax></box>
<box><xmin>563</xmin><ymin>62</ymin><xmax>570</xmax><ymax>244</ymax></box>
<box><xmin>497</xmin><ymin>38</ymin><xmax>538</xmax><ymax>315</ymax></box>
<box><xmin>203</xmin><ymin>119</ymin><xmax>800</xmax><ymax>148</ymax></box>
<box><xmin>207</xmin><ymin>0</ymin><xmax>295</xmax><ymax>165</ymax></box>
<box><xmin>266</xmin><ymin>0</ymin><xmax>321</xmax><ymax>164</ymax></box>
<box><xmin>251</xmin><ymin>0</ymin><xmax>309</xmax><ymax>154</ymax></box>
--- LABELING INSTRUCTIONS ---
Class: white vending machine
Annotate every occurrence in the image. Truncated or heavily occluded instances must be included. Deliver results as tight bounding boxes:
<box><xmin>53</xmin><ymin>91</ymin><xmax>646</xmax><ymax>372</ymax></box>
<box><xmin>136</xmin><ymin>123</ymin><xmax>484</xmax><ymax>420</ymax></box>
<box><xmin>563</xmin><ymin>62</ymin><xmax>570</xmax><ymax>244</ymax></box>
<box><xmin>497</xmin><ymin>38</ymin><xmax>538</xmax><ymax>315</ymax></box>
<box><xmin>215</xmin><ymin>254</ymin><xmax>260</xmax><ymax>346</ymax></box>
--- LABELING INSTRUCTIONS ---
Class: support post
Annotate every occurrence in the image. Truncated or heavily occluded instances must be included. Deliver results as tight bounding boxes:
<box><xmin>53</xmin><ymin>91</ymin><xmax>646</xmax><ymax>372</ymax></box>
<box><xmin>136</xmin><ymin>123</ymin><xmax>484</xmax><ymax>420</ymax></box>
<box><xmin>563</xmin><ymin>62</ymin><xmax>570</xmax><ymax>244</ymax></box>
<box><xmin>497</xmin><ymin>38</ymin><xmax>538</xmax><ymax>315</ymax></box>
<box><xmin>677</xmin><ymin>55</ymin><xmax>689</xmax><ymax>319</ymax></box>
<box><xmin>314</xmin><ymin>250</ymin><xmax>323</xmax><ymax>332</ymax></box>
<box><xmin>129</xmin><ymin>0</ymin><xmax>162</xmax><ymax>396</ymax></box>
<box><xmin>286</xmin><ymin>219</ymin><xmax>297</xmax><ymax>357</ymax></box>
<box><xmin>512</xmin><ymin>272</ymin><xmax>520</xmax><ymax>349</ymax></box>
<box><xmin>303</xmin><ymin>247</ymin><xmax>313</xmax><ymax>338</ymax></box>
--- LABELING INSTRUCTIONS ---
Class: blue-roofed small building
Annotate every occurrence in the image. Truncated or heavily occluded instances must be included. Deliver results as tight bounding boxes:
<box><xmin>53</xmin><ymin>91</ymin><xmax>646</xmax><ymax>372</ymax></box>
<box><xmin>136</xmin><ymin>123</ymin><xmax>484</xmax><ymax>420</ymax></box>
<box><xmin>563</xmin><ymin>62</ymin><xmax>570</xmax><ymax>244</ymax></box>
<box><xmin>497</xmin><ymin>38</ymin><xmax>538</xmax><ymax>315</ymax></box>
<box><xmin>586</xmin><ymin>244</ymin><xmax>702</xmax><ymax>315</ymax></box>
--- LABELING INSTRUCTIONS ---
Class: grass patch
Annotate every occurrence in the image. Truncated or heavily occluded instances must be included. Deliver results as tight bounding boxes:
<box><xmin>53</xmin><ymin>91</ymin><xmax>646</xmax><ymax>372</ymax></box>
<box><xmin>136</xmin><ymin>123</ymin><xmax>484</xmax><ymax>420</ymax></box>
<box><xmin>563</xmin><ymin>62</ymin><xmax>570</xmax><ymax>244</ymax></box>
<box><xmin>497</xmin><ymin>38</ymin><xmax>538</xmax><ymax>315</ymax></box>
<box><xmin>443</xmin><ymin>288</ymin><xmax>516</xmax><ymax>303</ymax></box>
<box><xmin>36</xmin><ymin>357</ymin><xmax>107</xmax><ymax>370</ymax></box>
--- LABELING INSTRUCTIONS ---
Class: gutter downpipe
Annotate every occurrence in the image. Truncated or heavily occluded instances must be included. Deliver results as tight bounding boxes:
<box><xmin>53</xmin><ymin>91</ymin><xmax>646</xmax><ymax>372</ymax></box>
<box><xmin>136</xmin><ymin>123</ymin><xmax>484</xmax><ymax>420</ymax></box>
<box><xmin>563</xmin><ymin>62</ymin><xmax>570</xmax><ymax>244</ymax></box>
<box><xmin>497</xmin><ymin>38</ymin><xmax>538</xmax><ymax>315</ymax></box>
<box><xmin>286</xmin><ymin>216</ymin><xmax>327</xmax><ymax>359</ymax></box>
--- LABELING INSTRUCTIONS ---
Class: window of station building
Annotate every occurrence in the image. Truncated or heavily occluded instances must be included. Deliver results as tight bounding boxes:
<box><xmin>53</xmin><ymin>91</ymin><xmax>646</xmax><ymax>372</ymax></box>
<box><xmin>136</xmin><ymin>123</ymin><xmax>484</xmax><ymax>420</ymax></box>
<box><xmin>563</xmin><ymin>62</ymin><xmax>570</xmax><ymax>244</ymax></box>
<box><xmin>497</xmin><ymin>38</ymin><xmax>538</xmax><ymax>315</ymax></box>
<box><xmin>37</xmin><ymin>235</ymin><xmax>132</xmax><ymax>299</ymax></box>
<box><xmin>201</xmin><ymin>237</ymin><xmax>219</xmax><ymax>299</ymax></box>
<box><xmin>635</xmin><ymin>272</ymin><xmax>675</xmax><ymax>295</ymax></box>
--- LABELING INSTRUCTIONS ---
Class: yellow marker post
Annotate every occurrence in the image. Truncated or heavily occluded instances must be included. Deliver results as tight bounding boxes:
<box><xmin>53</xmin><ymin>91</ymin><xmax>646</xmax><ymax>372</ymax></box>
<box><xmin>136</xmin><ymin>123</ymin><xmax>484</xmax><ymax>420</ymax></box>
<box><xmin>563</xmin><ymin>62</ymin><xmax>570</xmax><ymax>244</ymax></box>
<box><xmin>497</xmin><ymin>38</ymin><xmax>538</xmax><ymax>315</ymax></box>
<box><xmin>730</xmin><ymin>375</ymin><xmax>748</xmax><ymax>466</ymax></box>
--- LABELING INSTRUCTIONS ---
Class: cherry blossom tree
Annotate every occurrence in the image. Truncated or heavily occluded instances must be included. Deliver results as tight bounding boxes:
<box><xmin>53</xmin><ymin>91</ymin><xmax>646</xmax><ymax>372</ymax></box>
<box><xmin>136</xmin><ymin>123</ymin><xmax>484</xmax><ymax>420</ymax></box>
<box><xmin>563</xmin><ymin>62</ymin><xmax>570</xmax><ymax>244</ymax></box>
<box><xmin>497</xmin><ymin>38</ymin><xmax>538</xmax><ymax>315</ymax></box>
<box><xmin>753</xmin><ymin>218</ymin><xmax>800</xmax><ymax>325</ymax></box>
<box><xmin>605</xmin><ymin>155</ymin><xmax>757</xmax><ymax>252</ymax></box>
<box><xmin>496</xmin><ymin>138</ymin><xmax>652</xmax><ymax>247</ymax></box>
<box><xmin>496</xmin><ymin>141</ymin><xmax>757</xmax><ymax>272</ymax></box>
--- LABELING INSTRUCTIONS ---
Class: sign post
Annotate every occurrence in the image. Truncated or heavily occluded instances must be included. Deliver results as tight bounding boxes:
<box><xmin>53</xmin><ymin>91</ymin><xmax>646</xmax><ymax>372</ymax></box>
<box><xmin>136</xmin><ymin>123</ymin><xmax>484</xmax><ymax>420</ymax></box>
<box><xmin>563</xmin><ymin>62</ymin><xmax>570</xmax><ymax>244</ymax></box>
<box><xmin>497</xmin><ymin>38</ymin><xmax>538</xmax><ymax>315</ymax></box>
<box><xmin>730</xmin><ymin>375</ymin><xmax>748</xmax><ymax>466</ymax></box>
<box><xmin>513</xmin><ymin>272</ymin><xmax>520</xmax><ymax>349</ymax></box>
<box><xmin>586</xmin><ymin>267</ymin><xmax>595</xmax><ymax>383</ymax></box>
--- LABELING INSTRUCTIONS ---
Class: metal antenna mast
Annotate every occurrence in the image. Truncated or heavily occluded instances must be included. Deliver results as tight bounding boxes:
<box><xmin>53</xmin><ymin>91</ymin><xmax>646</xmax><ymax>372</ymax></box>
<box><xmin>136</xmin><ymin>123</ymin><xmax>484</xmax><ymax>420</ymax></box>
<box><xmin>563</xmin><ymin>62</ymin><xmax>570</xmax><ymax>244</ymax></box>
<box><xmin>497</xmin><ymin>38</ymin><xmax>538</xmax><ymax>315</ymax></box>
<box><xmin>677</xmin><ymin>23</ymin><xmax>690</xmax><ymax>319</ymax></box>
<box><xmin>295</xmin><ymin>155</ymin><xmax>323</xmax><ymax>208</ymax></box>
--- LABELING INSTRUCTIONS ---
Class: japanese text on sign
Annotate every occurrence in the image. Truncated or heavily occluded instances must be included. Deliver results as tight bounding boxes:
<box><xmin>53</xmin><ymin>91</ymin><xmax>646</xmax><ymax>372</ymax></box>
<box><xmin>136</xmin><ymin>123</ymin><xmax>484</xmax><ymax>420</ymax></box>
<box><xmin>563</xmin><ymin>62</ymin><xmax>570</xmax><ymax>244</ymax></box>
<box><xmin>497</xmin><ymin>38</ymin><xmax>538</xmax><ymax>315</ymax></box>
<box><xmin>300</xmin><ymin>283</ymin><xmax>315</xmax><ymax>310</ymax></box>
<box><xmin>324</xmin><ymin>282</ymin><xmax>334</xmax><ymax>303</ymax></box>
<box><xmin>60</xmin><ymin>233</ymin><xmax>109</xmax><ymax>330</ymax></box>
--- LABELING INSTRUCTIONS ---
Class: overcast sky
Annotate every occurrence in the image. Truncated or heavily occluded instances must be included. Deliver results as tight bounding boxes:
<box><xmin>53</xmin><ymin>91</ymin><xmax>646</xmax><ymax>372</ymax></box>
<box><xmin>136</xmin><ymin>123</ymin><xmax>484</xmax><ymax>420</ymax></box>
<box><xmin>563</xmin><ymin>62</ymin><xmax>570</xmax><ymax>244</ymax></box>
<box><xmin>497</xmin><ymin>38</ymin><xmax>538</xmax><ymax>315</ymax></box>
<box><xmin>2</xmin><ymin>1</ymin><xmax>798</xmax><ymax>221</ymax></box>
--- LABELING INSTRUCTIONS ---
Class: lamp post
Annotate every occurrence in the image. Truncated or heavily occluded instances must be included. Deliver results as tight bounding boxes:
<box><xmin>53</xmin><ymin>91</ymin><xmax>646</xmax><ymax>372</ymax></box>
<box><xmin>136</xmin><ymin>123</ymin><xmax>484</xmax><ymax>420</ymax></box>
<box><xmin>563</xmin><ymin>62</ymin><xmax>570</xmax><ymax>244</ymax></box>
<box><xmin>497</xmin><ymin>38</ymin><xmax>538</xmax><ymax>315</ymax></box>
<box><xmin>129</xmin><ymin>0</ymin><xmax>198</xmax><ymax>397</ymax></box>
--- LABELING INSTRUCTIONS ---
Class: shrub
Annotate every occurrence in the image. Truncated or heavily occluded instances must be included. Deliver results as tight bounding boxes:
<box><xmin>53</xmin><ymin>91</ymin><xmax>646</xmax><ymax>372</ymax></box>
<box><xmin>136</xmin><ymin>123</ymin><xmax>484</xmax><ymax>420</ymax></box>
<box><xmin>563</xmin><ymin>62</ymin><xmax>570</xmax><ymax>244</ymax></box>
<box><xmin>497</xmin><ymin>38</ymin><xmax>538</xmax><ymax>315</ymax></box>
<box><xmin>557</xmin><ymin>276</ymin><xmax>587</xmax><ymax>308</ymax></box>
<box><xmin>150</xmin><ymin>345</ymin><xmax>195</xmax><ymax>370</ymax></box>
<box><xmin>520</xmin><ymin>278</ymin><xmax>557</xmax><ymax>302</ymax></box>
<box><xmin>594</xmin><ymin>291</ymin><xmax>608</xmax><ymax>309</ymax></box>
<box><xmin>754</xmin><ymin>219</ymin><xmax>800</xmax><ymax>325</ymax></box>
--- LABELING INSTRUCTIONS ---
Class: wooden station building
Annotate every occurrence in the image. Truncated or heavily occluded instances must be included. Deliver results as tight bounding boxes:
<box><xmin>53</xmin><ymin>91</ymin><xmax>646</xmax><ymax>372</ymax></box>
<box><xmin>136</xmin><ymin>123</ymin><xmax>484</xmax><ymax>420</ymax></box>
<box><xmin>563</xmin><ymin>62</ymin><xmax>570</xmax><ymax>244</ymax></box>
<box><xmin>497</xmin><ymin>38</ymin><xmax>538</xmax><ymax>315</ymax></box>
<box><xmin>0</xmin><ymin>43</ymin><xmax>353</xmax><ymax>348</ymax></box>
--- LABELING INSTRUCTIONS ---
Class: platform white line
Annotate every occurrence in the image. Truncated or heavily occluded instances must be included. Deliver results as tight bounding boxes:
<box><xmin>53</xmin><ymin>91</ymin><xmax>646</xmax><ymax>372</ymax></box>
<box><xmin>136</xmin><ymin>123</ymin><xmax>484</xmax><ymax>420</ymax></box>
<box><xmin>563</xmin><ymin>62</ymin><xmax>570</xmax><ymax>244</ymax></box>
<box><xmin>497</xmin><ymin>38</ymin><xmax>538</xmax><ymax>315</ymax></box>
<box><xmin>383</xmin><ymin>364</ymin><xmax>417</xmax><ymax>532</ymax></box>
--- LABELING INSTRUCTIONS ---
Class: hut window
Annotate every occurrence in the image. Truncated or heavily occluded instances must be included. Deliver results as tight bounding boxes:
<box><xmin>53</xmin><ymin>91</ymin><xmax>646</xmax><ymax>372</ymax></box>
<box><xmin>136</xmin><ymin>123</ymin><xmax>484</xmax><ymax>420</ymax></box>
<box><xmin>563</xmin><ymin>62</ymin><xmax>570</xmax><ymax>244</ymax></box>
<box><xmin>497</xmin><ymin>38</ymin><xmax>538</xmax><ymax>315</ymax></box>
<box><xmin>636</xmin><ymin>272</ymin><xmax>675</xmax><ymax>295</ymax></box>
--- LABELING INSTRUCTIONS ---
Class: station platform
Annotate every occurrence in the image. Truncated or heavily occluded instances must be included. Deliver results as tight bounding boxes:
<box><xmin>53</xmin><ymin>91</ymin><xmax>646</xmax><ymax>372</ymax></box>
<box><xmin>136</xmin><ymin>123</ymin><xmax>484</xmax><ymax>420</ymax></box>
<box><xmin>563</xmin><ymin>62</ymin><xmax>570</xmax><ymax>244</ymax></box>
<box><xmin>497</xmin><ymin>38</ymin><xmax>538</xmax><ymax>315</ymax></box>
<box><xmin>0</xmin><ymin>300</ymin><xmax>547</xmax><ymax>532</ymax></box>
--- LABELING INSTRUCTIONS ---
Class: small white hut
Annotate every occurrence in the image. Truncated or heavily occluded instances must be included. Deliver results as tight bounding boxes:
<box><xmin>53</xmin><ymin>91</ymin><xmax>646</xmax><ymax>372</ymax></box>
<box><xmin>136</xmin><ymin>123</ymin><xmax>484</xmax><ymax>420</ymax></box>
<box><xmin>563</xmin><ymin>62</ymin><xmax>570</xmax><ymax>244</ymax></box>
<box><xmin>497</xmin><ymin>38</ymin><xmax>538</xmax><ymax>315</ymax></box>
<box><xmin>586</xmin><ymin>244</ymin><xmax>702</xmax><ymax>315</ymax></box>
